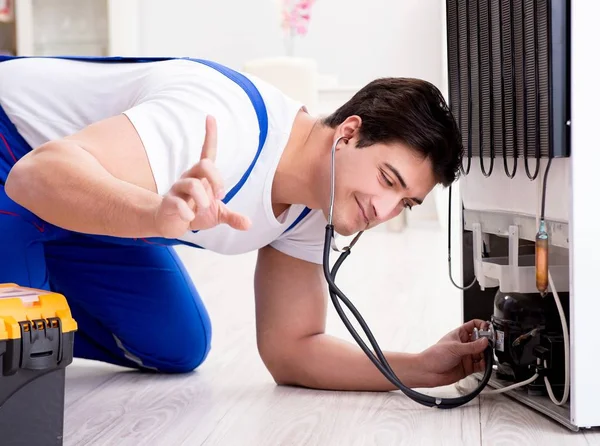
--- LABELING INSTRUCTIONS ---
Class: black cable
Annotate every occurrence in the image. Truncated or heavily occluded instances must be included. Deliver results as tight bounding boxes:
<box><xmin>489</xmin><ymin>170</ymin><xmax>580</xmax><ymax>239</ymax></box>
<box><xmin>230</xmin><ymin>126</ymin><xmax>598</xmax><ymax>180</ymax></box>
<box><xmin>323</xmin><ymin>225</ymin><xmax>494</xmax><ymax>409</ymax></box>
<box><xmin>447</xmin><ymin>184</ymin><xmax>477</xmax><ymax>290</ymax></box>
<box><xmin>540</xmin><ymin>157</ymin><xmax>552</xmax><ymax>220</ymax></box>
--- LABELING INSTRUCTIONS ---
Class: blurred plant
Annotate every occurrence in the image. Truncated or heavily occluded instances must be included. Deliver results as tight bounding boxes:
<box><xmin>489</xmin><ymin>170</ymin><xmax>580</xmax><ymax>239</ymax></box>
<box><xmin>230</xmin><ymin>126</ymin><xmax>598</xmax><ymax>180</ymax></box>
<box><xmin>280</xmin><ymin>0</ymin><xmax>317</xmax><ymax>56</ymax></box>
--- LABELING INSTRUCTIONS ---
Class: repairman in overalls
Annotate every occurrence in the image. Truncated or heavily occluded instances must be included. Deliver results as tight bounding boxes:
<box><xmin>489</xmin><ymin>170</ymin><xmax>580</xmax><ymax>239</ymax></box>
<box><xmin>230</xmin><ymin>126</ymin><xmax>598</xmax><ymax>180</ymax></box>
<box><xmin>0</xmin><ymin>55</ymin><xmax>489</xmax><ymax>392</ymax></box>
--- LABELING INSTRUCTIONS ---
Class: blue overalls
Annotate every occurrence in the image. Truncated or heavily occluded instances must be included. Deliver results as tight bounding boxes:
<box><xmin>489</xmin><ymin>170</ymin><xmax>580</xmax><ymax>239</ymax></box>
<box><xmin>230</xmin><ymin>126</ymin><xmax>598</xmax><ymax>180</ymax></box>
<box><xmin>0</xmin><ymin>55</ymin><xmax>309</xmax><ymax>373</ymax></box>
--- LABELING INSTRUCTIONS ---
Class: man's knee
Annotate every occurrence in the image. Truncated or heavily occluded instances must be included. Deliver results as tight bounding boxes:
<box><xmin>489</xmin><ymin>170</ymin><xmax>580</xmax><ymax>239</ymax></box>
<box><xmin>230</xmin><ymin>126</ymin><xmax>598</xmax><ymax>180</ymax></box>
<box><xmin>119</xmin><ymin>311</ymin><xmax>213</xmax><ymax>374</ymax></box>
<box><xmin>159</xmin><ymin>324</ymin><xmax>213</xmax><ymax>374</ymax></box>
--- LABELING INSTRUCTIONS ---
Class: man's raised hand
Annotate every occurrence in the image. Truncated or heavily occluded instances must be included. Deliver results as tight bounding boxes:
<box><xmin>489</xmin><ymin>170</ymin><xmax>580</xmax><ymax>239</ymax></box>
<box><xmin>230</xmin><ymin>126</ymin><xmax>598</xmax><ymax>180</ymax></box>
<box><xmin>154</xmin><ymin>115</ymin><xmax>252</xmax><ymax>238</ymax></box>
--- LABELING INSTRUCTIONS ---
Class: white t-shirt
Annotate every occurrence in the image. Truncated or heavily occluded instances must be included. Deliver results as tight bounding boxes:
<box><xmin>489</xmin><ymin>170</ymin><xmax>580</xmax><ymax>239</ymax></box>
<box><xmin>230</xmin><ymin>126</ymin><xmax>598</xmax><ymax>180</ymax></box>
<box><xmin>0</xmin><ymin>57</ymin><xmax>327</xmax><ymax>264</ymax></box>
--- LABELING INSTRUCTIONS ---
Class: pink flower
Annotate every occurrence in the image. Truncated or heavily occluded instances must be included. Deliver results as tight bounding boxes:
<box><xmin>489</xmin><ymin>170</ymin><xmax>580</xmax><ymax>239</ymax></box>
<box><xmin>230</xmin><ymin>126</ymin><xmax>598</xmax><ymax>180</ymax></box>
<box><xmin>281</xmin><ymin>0</ymin><xmax>316</xmax><ymax>37</ymax></box>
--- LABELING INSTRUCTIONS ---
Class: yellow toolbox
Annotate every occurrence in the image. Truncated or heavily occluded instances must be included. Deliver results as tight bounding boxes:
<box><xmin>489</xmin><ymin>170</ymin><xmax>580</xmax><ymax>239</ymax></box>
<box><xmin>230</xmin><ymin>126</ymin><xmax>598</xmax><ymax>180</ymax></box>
<box><xmin>0</xmin><ymin>283</ymin><xmax>77</xmax><ymax>446</ymax></box>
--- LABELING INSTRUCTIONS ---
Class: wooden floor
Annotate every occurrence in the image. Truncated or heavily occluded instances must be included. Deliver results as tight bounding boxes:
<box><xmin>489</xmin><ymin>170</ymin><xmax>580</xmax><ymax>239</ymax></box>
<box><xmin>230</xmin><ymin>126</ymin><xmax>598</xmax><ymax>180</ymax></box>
<box><xmin>63</xmin><ymin>224</ymin><xmax>600</xmax><ymax>445</ymax></box>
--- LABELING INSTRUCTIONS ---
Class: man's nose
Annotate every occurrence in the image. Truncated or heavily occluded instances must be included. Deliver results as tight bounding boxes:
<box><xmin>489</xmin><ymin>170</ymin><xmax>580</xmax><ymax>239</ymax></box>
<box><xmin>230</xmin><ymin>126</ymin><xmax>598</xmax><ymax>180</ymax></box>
<box><xmin>372</xmin><ymin>194</ymin><xmax>402</xmax><ymax>221</ymax></box>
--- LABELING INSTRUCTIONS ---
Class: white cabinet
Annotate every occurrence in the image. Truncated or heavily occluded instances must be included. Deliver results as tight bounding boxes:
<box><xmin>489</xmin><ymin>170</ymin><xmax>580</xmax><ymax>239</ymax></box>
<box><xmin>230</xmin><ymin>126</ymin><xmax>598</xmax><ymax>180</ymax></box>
<box><xmin>4</xmin><ymin>0</ymin><xmax>140</xmax><ymax>57</ymax></box>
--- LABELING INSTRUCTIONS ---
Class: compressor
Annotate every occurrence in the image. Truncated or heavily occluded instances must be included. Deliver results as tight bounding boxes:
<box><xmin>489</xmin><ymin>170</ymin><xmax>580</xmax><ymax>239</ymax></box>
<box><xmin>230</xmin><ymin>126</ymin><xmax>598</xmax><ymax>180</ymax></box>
<box><xmin>489</xmin><ymin>289</ymin><xmax>568</xmax><ymax>397</ymax></box>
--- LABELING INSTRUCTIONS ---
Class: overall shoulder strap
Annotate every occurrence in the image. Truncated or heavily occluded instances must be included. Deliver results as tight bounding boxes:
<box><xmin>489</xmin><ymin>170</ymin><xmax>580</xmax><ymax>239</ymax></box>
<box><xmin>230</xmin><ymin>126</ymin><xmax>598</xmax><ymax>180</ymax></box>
<box><xmin>284</xmin><ymin>207</ymin><xmax>312</xmax><ymax>234</ymax></box>
<box><xmin>187</xmin><ymin>58</ymin><xmax>268</xmax><ymax>205</ymax></box>
<box><xmin>187</xmin><ymin>59</ymin><xmax>311</xmax><ymax>234</ymax></box>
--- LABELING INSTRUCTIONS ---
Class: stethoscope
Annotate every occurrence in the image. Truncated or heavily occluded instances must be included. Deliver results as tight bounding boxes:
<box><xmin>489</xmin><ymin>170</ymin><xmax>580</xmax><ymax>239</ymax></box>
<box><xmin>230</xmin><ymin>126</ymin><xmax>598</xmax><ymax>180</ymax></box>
<box><xmin>322</xmin><ymin>136</ymin><xmax>494</xmax><ymax>409</ymax></box>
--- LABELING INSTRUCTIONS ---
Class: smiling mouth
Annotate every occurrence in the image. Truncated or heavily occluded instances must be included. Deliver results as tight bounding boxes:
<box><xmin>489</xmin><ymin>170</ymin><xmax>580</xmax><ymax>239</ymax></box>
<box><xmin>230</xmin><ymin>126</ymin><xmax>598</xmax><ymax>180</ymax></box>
<box><xmin>355</xmin><ymin>197</ymin><xmax>369</xmax><ymax>227</ymax></box>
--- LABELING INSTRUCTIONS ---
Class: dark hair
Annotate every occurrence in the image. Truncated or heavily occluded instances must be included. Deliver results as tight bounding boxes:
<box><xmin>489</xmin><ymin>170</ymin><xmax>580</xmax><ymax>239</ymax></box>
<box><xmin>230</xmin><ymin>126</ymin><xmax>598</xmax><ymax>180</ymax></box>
<box><xmin>321</xmin><ymin>78</ymin><xmax>463</xmax><ymax>187</ymax></box>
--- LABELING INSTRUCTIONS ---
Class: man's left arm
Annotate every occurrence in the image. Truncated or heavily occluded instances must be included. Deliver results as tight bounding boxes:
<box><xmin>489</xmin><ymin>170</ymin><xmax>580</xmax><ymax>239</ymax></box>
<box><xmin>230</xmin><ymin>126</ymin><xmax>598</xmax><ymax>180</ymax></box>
<box><xmin>254</xmin><ymin>245</ymin><xmax>487</xmax><ymax>391</ymax></box>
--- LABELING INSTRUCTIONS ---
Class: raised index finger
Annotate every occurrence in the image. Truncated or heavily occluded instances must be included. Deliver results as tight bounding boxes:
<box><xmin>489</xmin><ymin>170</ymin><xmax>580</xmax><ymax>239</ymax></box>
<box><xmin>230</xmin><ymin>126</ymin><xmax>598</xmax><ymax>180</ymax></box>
<box><xmin>201</xmin><ymin>115</ymin><xmax>218</xmax><ymax>162</ymax></box>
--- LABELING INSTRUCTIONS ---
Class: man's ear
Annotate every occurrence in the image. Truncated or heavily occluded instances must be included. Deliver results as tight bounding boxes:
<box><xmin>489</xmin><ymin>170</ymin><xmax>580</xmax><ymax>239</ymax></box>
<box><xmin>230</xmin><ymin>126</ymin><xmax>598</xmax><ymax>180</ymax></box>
<box><xmin>337</xmin><ymin>115</ymin><xmax>362</xmax><ymax>143</ymax></box>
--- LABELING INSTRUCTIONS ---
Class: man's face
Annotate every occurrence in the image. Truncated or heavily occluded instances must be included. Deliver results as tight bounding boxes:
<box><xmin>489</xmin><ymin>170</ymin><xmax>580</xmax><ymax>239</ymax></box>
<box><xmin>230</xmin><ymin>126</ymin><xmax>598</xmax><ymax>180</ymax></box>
<box><xmin>325</xmin><ymin>127</ymin><xmax>438</xmax><ymax>236</ymax></box>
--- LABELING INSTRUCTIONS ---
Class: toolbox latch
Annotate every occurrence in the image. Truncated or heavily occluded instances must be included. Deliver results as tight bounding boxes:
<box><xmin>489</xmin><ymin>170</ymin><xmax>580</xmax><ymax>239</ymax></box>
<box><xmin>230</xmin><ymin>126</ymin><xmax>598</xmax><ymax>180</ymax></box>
<box><xmin>18</xmin><ymin>317</ymin><xmax>63</xmax><ymax>370</ymax></box>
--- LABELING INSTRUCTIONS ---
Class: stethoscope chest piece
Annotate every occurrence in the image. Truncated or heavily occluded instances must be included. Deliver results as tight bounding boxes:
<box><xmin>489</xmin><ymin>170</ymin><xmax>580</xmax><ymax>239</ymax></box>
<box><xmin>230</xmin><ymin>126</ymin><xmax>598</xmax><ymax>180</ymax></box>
<box><xmin>330</xmin><ymin>230</ymin><xmax>364</xmax><ymax>253</ymax></box>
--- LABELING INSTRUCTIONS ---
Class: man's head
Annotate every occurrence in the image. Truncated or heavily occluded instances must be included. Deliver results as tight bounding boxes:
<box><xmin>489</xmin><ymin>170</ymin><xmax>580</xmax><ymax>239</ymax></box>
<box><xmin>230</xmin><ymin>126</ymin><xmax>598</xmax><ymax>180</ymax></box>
<box><xmin>317</xmin><ymin>77</ymin><xmax>463</xmax><ymax>236</ymax></box>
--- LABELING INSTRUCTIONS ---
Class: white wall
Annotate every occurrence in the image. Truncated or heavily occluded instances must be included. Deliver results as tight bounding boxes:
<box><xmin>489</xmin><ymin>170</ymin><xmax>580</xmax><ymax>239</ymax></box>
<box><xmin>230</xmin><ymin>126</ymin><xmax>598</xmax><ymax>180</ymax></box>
<box><xmin>137</xmin><ymin>0</ymin><xmax>444</xmax><ymax>88</ymax></box>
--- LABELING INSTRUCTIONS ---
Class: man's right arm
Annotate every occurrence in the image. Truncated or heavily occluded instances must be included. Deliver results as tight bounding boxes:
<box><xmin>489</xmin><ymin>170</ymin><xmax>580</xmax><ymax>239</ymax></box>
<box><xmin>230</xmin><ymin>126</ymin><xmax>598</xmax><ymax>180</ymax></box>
<box><xmin>5</xmin><ymin>114</ymin><xmax>164</xmax><ymax>237</ymax></box>
<box><xmin>5</xmin><ymin>112</ymin><xmax>250</xmax><ymax>238</ymax></box>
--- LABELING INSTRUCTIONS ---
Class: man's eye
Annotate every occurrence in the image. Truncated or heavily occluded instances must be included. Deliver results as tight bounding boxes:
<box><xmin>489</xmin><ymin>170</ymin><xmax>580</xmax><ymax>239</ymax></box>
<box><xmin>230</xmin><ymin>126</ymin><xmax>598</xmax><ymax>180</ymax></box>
<box><xmin>380</xmin><ymin>171</ymin><xmax>393</xmax><ymax>186</ymax></box>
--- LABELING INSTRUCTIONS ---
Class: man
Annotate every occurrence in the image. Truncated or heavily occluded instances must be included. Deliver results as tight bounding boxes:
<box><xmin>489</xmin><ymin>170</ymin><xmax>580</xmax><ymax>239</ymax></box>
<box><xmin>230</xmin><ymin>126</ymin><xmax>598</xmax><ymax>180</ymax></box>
<box><xmin>1</xmin><ymin>55</ymin><xmax>488</xmax><ymax>392</ymax></box>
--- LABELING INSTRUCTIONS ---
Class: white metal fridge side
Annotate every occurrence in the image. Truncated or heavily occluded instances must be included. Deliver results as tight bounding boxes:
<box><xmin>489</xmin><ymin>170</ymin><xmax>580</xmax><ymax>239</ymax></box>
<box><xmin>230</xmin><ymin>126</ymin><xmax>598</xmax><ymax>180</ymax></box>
<box><xmin>569</xmin><ymin>0</ymin><xmax>600</xmax><ymax>429</ymax></box>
